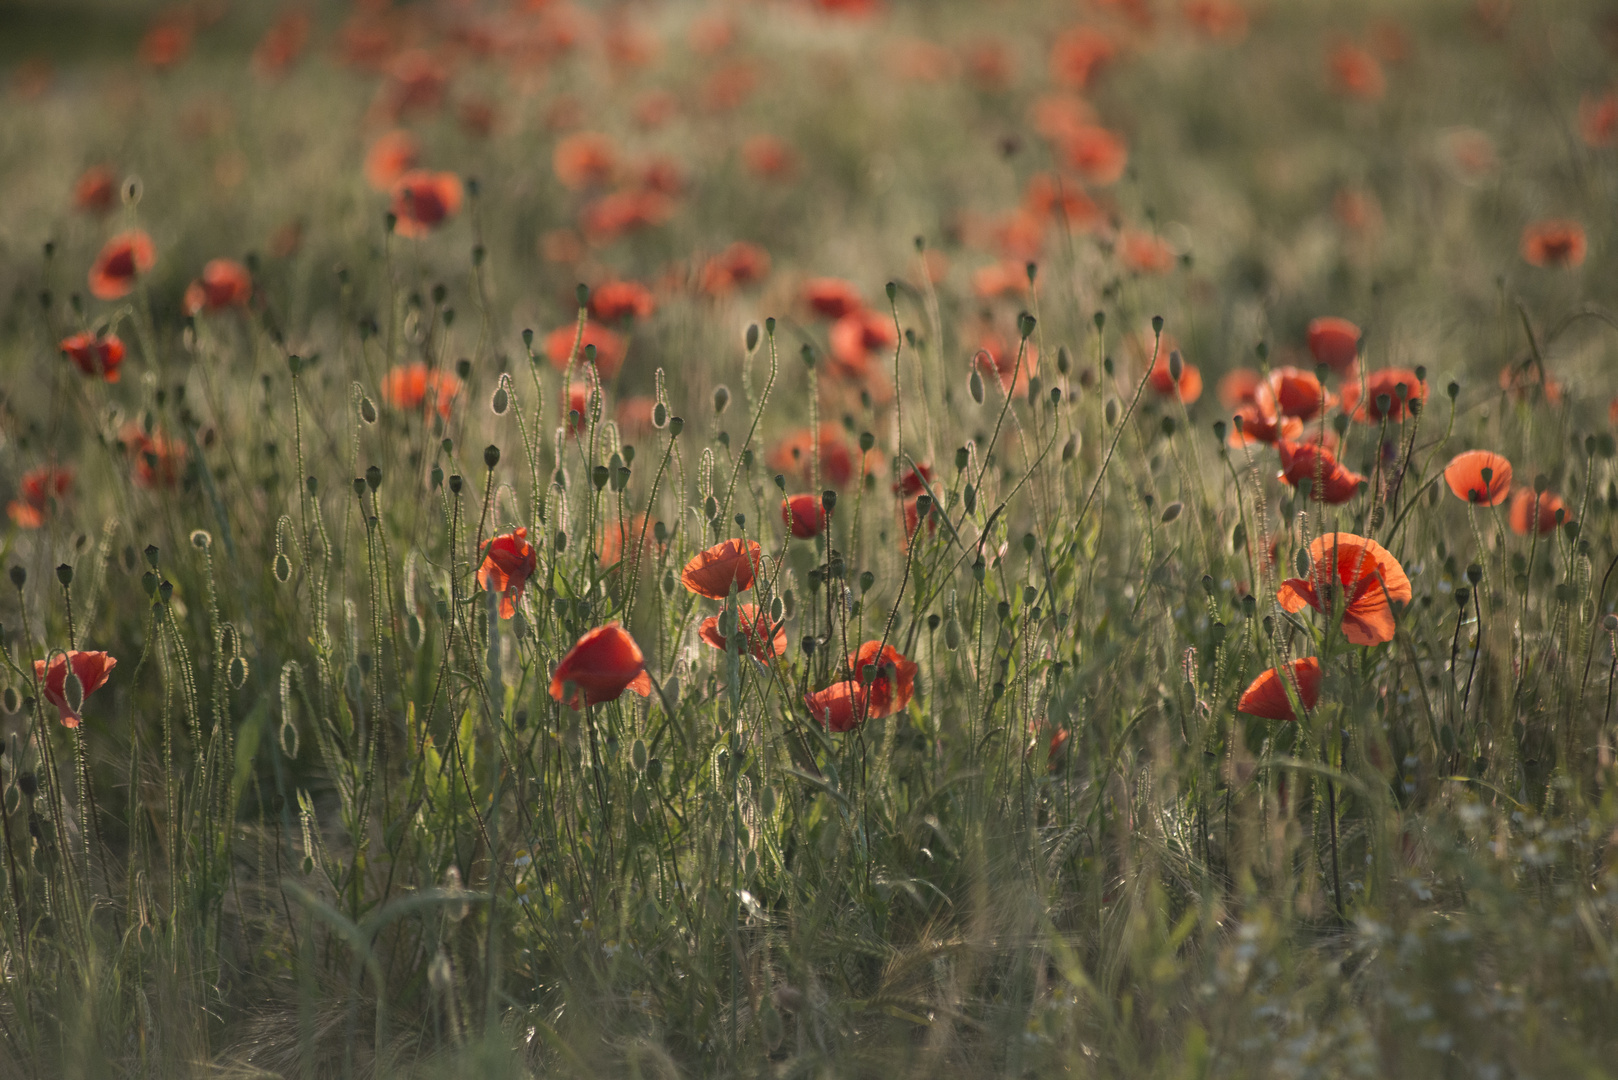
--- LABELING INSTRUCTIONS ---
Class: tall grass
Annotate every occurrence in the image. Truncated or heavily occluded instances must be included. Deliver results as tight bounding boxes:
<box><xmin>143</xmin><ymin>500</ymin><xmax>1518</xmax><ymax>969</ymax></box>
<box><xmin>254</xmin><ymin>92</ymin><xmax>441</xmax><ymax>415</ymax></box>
<box><xmin>2</xmin><ymin>1</ymin><xmax>1618</xmax><ymax>1076</ymax></box>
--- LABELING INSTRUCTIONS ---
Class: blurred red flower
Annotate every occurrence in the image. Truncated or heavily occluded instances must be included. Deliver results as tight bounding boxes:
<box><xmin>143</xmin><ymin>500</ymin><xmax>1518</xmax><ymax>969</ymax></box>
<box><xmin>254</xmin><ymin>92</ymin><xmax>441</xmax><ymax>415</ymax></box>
<box><xmin>1305</xmin><ymin>316</ymin><xmax>1360</xmax><ymax>377</ymax></box>
<box><xmin>849</xmin><ymin>641</ymin><xmax>918</xmax><ymax>717</ymax></box>
<box><xmin>7</xmin><ymin>466</ymin><xmax>72</xmax><ymax>529</ymax></box>
<box><xmin>89</xmin><ymin>231</ymin><xmax>156</xmax><ymax>300</ymax></box>
<box><xmin>805</xmin><ymin>680</ymin><xmax>869</xmax><ymax>732</ymax></box>
<box><xmin>588</xmin><ymin>280</ymin><xmax>656</xmax><ymax>322</ymax></box>
<box><xmin>550</xmin><ymin>624</ymin><xmax>652</xmax><ymax>707</ymax></box>
<box><xmin>35</xmin><ymin>650</ymin><xmax>117</xmax><ymax>728</ymax></box>
<box><xmin>381</xmin><ymin>361</ymin><xmax>461</xmax><ymax>419</ymax></box>
<box><xmin>1049</xmin><ymin>27</ymin><xmax>1116</xmax><ymax>89</ymax></box>
<box><xmin>699</xmin><ymin>603</ymin><xmax>786</xmax><ymax>661</ymax></box>
<box><xmin>1276</xmin><ymin>440</ymin><xmax>1365</xmax><ymax>504</ymax></box>
<box><xmin>60</xmin><ymin>331</ymin><xmax>125</xmax><ymax>382</ymax></box>
<box><xmin>554</xmin><ymin>132</ymin><xmax>618</xmax><ymax>190</ymax></box>
<box><xmin>1444</xmin><ymin>450</ymin><xmax>1512</xmax><ymax>506</ymax></box>
<box><xmin>1238</xmin><ymin>658</ymin><xmax>1321</xmax><ymax>721</ymax></box>
<box><xmin>1328</xmin><ymin>42</ymin><xmax>1385</xmax><ymax>100</ymax></box>
<box><xmin>1520</xmin><ymin>220</ymin><xmax>1586</xmax><ymax>268</ymax></box>
<box><xmin>781</xmin><ymin>493</ymin><xmax>829</xmax><ymax>538</ymax></box>
<box><xmin>365</xmin><ymin>130</ymin><xmax>419</xmax><ymax>192</ymax></box>
<box><xmin>73</xmin><ymin>166</ymin><xmax>117</xmax><ymax>215</ymax></box>
<box><xmin>544</xmin><ymin>321</ymin><xmax>627</xmax><ymax>379</ymax></box>
<box><xmin>1509</xmin><ymin>488</ymin><xmax>1568</xmax><ymax>536</ymax></box>
<box><xmin>478</xmin><ymin>528</ymin><xmax>538</xmax><ymax>619</ymax></box>
<box><xmin>803</xmin><ymin>278</ymin><xmax>864</xmax><ymax>320</ymax></box>
<box><xmin>1058</xmin><ymin>126</ymin><xmax>1129</xmax><ymax>186</ymax></box>
<box><xmin>183</xmin><ymin>258</ymin><xmax>252</xmax><ymax>316</ymax></box>
<box><xmin>1340</xmin><ymin>368</ymin><xmax>1425</xmax><ymax>423</ymax></box>
<box><xmin>390</xmin><ymin>171</ymin><xmax>463</xmax><ymax>237</ymax></box>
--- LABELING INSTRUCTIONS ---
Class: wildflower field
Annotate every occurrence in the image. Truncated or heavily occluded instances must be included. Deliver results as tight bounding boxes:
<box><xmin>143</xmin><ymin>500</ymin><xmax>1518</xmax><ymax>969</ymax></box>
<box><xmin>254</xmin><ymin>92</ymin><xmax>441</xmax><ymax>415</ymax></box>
<box><xmin>3</xmin><ymin>0</ymin><xmax>1618</xmax><ymax>1075</ymax></box>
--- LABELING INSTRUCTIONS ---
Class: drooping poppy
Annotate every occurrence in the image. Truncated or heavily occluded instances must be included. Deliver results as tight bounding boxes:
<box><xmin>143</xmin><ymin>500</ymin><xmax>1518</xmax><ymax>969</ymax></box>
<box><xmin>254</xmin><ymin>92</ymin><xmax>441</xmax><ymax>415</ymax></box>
<box><xmin>849</xmin><ymin>641</ymin><xmax>919</xmax><ymax>718</ymax></box>
<box><xmin>805</xmin><ymin>680</ymin><xmax>870</xmax><ymax>733</ymax></box>
<box><xmin>364</xmin><ymin>130</ymin><xmax>419</xmax><ymax>191</ymax></box>
<box><xmin>120</xmin><ymin>422</ymin><xmax>187</xmax><ymax>489</ymax></box>
<box><xmin>550</xmin><ymin>623</ymin><xmax>653</xmax><ymax>707</ymax></box>
<box><xmin>553</xmin><ymin>132</ymin><xmax>618</xmax><ymax>190</ymax></box>
<box><xmin>1444</xmin><ymin>450</ymin><xmax>1512</xmax><ymax>506</ymax></box>
<box><xmin>1120</xmin><ymin>230</ymin><xmax>1176</xmax><ymax>275</ymax></box>
<box><xmin>182</xmin><ymin>258</ymin><xmax>252</xmax><ymax>315</ymax></box>
<box><xmin>1049</xmin><ymin>26</ymin><xmax>1116</xmax><ymax>89</ymax></box>
<box><xmin>1508</xmin><ymin>488</ymin><xmax>1568</xmax><ymax>536</ymax></box>
<box><xmin>699</xmin><ymin>602</ymin><xmax>787</xmax><ymax>661</ymax></box>
<box><xmin>1147</xmin><ymin>352</ymin><xmax>1203</xmax><ymax>403</ymax></box>
<box><xmin>1306</xmin><ymin>317</ymin><xmax>1360</xmax><ymax>377</ymax></box>
<box><xmin>681</xmin><ymin>539</ymin><xmax>763</xmax><ymax>599</ymax></box>
<box><xmin>803</xmin><ymin>277</ymin><xmax>864</xmax><ymax>320</ymax></box>
<box><xmin>1057</xmin><ymin>125</ymin><xmax>1128</xmax><ymax>186</ymax></box>
<box><xmin>1277</xmin><ymin>533</ymin><xmax>1410</xmax><ymax>646</ymax></box>
<box><xmin>1237</xmin><ymin>658</ymin><xmax>1322</xmax><ymax>721</ymax></box>
<box><xmin>390</xmin><ymin>171</ymin><xmax>463</xmax><ymax>237</ymax></box>
<box><xmin>7</xmin><ymin>466</ymin><xmax>72</xmax><ymax>529</ymax></box>
<box><xmin>544</xmin><ymin>321</ymin><xmax>627</xmax><ymax>380</ymax></box>
<box><xmin>781</xmin><ymin>494</ymin><xmax>829</xmax><ymax>538</ymax></box>
<box><xmin>73</xmin><ymin>165</ymin><xmax>117</xmax><ymax>215</ymax></box>
<box><xmin>1266</xmin><ymin>367</ymin><xmax>1334</xmax><ymax>421</ymax></box>
<box><xmin>1520</xmin><ymin>220</ymin><xmax>1587</xmax><ymax>268</ymax></box>
<box><xmin>477</xmin><ymin>528</ymin><xmax>538</xmax><ymax>619</ymax></box>
<box><xmin>588</xmin><ymin>280</ymin><xmax>655</xmax><ymax>322</ymax></box>
<box><xmin>59</xmin><ymin>330</ymin><xmax>125</xmax><ymax>382</ymax></box>
<box><xmin>1328</xmin><ymin>42</ymin><xmax>1385</xmax><ymax>100</ymax></box>
<box><xmin>381</xmin><ymin>361</ymin><xmax>461</xmax><ymax>419</ymax></box>
<box><xmin>1276</xmin><ymin>440</ymin><xmax>1366</xmax><ymax>504</ymax></box>
<box><xmin>1338</xmin><ymin>367</ymin><xmax>1425</xmax><ymax>423</ymax></box>
<box><xmin>89</xmin><ymin>230</ymin><xmax>156</xmax><ymax>300</ymax></box>
<box><xmin>34</xmin><ymin>650</ymin><xmax>117</xmax><ymax>728</ymax></box>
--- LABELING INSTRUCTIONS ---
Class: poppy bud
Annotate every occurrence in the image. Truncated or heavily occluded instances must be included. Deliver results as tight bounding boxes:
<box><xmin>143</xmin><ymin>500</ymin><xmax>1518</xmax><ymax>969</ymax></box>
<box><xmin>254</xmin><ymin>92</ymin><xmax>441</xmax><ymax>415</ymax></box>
<box><xmin>484</xmin><ymin>445</ymin><xmax>500</xmax><ymax>470</ymax></box>
<box><xmin>916</xmin><ymin>494</ymin><xmax>932</xmax><ymax>518</ymax></box>
<box><xmin>1062</xmin><ymin>433</ymin><xmax>1079</xmax><ymax>462</ymax></box>
<box><xmin>492</xmin><ymin>386</ymin><xmax>509</xmax><ymax>415</ymax></box>
<box><xmin>1466</xmin><ymin>563</ymin><xmax>1482</xmax><ymax>585</ymax></box>
<box><xmin>1058</xmin><ymin>346</ymin><xmax>1071</xmax><ymax>375</ymax></box>
<box><xmin>713</xmin><ymin>386</ymin><xmax>730</xmax><ymax>414</ymax></box>
<box><xmin>449</xmin><ymin>474</ymin><xmax>464</xmax><ymax>494</ymax></box>
<box><xmin>746</xmin><ymin>324</ymin><xmax>760</xmax><ymax>352</ymax></box>
<box><xmin>886</xmin><ymin>281</ymin><xmax>898</xmax><ymax>303</ymax></box>
<box><xmin>821</xmin><ymin>490</ymin><xmax>837</xmax><ymax>514</ymax></box>
<box><xmin>859</xmin><ymin>571</ymin><xmax>875</xmax><ymax>593</ymax></box>
<box><xmin>1168</xmin><ymin>351</ymin><xmax>1183</xmax><ymax>381</ymax></box>
<box><xmin>1606</xmin><ymin>613</ymin><xmax>1618</xmax><ymax>631</ymax></box>
<box><xmin>964</xmin><ymin>485</ymin><xmax>976</xmax><ymax>514</ymax></box>
<box><xmin>593</xmin><ymin>466</ymin><xmax>610</xmax><ymax>490</ymax></box>
<box><xmin>1103</xmin><ymin>356</ymin><xmax>1114</xmax><ymax>376</ymax></box>
<box><xmin>56</xmin><ymin>564</ymin><xmax>73</xmax><ymax>587</ymax></box>
<box><xmin>366</xmin><ymin>465</ymin><xmax>382</xmax><ymax>491</ymax></box>
<box><xmin>159</xmin><ymin>580</ymin><xmax>173</xmax><ymax>603</ymax></box>
<box><xmin>576</xmin><ymin>283</ymin><xmax>590</xmax><ymax>307</ymax></box>
<box><xmin>969</xmin><ymin>369</ymin><xmax>985</xmax><ymax>404</ymax></box>
<box><xmin>1093</xmin><ymin>311</ymin><xmax>1105</xmax><ymax>332</ymax></box>
<box><xmin>669</xmin><ymin>417</ymin><xmax>685</xmax><ymax>437</ymax></box>
<box><xmin>431</xmin><ymin>465</ymin><xmax>443</xmax><ymax>489</ymax></box>
<box><xmin>522</xmin><ymin>328</ymin><xmax>534</xmax><ymax>349</ymax></box>
<box><xmin>584</xmin><ymin>344</ymin><xmax>597</xmax><ymax>364</ymax></box>
<box><xmin>1105</xmin><ymin>399</ymin><xmax>1119</xmax><ymax>426</ymax></box>
<box><xmin>1161</xmin><ymin>501</ymin><xmax>1183</xmax><ymax>523</ymax></box>
<box><xmin>1151</xmin><ymin>315</ymin><xmax>1164</xmax><ymax>336</ymax></box>
<box><xmin>955</xmin><ymin>446</ymin><xmax>970</xmax><ymax>470</ymax></box>
<box><xmin>1447</xmin><ymin>381</ymin><xmax>1460</xmax><ymax>400</ymax></box>
<box><xmin>859</xmin><ymin>431</ymin><xmax>874</xmax><ymax>452</ymax></box>
<box><xmin>1018</xmin><ymin>312</ymin><xmax>1036</xmax><ymax>339</ymax></box>
<box><xmin>801</xmin><ymin>344</ymin><xmax>816</xmax><ymax>368</ymax></box>
<box><xmin>944</xmin><ymin>616</ymin><xmax>962</xmax><ymax>650</ymax></box>
<box><xmin>8</xmin><ymin>566</ymin><xmax>23</xmax><ymax>588</ymax></box>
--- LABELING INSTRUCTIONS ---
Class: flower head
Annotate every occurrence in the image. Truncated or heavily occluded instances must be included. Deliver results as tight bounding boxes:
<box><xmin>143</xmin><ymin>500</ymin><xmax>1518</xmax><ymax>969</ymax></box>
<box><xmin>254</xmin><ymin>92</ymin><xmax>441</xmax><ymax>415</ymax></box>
<box><xmin>7</xmin><ymin>466</ymin><xmax>72</xmax><ymax>529</ymax></box>
<box><xmin>1276</xmin><ymin>440</ymin><xmax>1366</xmax><ymax>504</ymax></box>
<box><xmin>550</xmin><ymin>624</ymin><xmax>652</xmax><ymax>707</ymax></box>
<box><xmin>699</xmin><ymin>602</ymin><xmax>786</xmax><ymax>661</ymax></box>
<box><xmin>478</xmin><ymin>528</ymin><xmax>538</xmax><ymax>619</ymax></box>
<box><xmin>381</xmin><ymin>361</ymin><xmax>461</xmax><ymax>419</ymax></box>
<box><xmin>1444</xmin><ymin>450</ymin><xmax>1512</xmax><ymax>506</ymax></box>
<box><xmin>1509</xmin><ymin>488</ymin><xmax>1568</xmax><ymax>536</ymax></box>
<box><xmin>1340</xmin><ymin>368</ymin><xmax>1425</xmax><ymax>423</ymax></box>
<box><xmin>781</xmin><ymin>493</ymin><xmax>829</xmax><ymax>538</ymax></box>
<box><xmin>60</xmin><ymin>331</ymin><xmax>125</xmax><ymax>382</ymax></box>
<box><xmin>1521</xmin><ymin>220</ymin><xmax>1586</xmax><ymax>268</ymax></box>
<box><xmin>681</xmin><ymin>540</ymin><xmax>763</xmax><ymax>599</ymax></box>
<box><xmin>1238</xmin><ymin>658</ymin><xmax>1322</xmax><ymax>721</ymax></box>
<box><xmin>849</xmin><ymin>641</ymin><xmax>918</xmax><ymax>718</ymax></box>
<box><xmin>89</xmin><ymin>231</ymin><xmax>156</xmax><ymax>300</ymax></box>
<box><xmin>34</xmin><ymin>650</ymin><xmax>116</xmax><ymax>728</ymax></box>
<box><xmin>391</xmin><ymin>171</ymin><xmax>463</xmax><ymax>237</ymax></box>
<box><xmin>1306</xmin><ymin>317</ymin><xmax>1360</xmax><ymax>377</ymax></box>
<box><xmin>183</xmin><ymin>258</ymin><xmax>252</xmax><ymax>315</ymax></box>
<box><xmin>805</xmin><ymin>680</ymin><xmax>870</xmax><ymax>733</ymax></box>
<box><xmin>1277</xmin><ymin>533</ymin><xmax>1410</xmax><ymax>646</ymax></box>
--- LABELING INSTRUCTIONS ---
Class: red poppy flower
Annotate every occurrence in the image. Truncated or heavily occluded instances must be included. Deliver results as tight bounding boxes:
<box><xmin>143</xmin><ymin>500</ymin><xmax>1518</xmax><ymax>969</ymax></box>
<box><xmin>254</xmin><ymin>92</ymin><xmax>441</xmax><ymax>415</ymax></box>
<box><xmin>89</xmin><ymin>230</ymin><xmax>156</xmax><ymax>300</ymax></box>
<box><xmin>742</xmin><ymin>134</ymin><xmax>798</xmax><ymax>179</ymax></box>
<box><xmin>376</xmin><ymin>49</ymin><xmax>448</xmax><ymax>120</ymax></box>
<box><xmin>34</xmin><ymin>650</ymin><xmax>117</xmax><ymax>728</ymax></box>
<box><xmin>253</xmin><ymin>11</ymin><xmax>311</xmax><ymax>78</ymax></box>
<box><xmin>182</xmin><ymin>258</ymin><xmax>252</xmax><ymax>316</ymax></box>
<box><xmin>1229</xmin><ymin>399</ymin><xmax>1303</xmax><ymax>447</ymax></box>
<box><xmin>579</xmin><ymin>189</ymin><xmax>676</xmax><ymax>242</ymax></box>
<box><xmin>599</xmin><ymin>513</ymin><xmax>654</xmax><ymax>568</ymax></box>
<box><xmin>477</xmin><ymin>528</ymin><xmax>538</xmax><ymax>619</ymax></box>
<box><xmin>59</xmin><ymin>331</ymin><xmax>125</xmax><ymax>382</ymax></box>
<box><xmin>550</xmin><ymin>623</ymin><xmax>653</xmax><ymax>707</ymax></box>
<box><xmin>971</xmin><ymin>261</ymin><xmax>1031</xmax><ymax>300</ymax></box>
<box><xmin>381</xmin><ymin>362</ymin><xmax>461</xmax><ymax>419</ymax></box>
<box><xmin>1049</xmin><ymin>26</ymin><xmax>1116</xmax><ymax>89</ymax></box>
<box><xmin>1340</xmin><ymin>368</ymin><xmax>1425</xmax><ymax>423</ymax></box>
<box><xmin>73</xmin><ymin>165</ymin><xmax>117</xmax><ymax>215</ymax></box>
<box><xmin>1046</xmin><ymin>726</ymin><xmax>1071</xmax><ymax>767</ymax></box>
<box><xmin>828</xmin><ymin>310</ymin><xmax>898</xmax><ymax>378</ymax></box>
<box><xmin>1031</xmin><ymin>93</ymin><xmax>1097</xmax><ymax>141</ymax></box>
<box><xmin>1266</xmin><ymin>367</ymin><xmax>1334</xmax><ymax>420</ymax></box>
<box><xmin>565</xmin><ymin>382</ymin><xmax>592</xmax><ymax>435</ymax></box>
<box><xmin>1148</xmin><ymin>353</ymin><xmax>1203</xmax><ymax>403</ymax></box>
<box><xmin>364</xmin><ymin>130</ymin><xmax>419</xmax><ymax>191</ymax></box>
<box><xmin>849</xmin><ymin>641</ymin><xmax>918</xmax><ymax>718</ymax></box>
<box><xmin>553</xmin><ymin>132</ymin><xmax>617</xmax><ymax>190</ymax></box>
<box><xmin>1277</xmin><ymin>533</ymin><xmax>1411</xmax><ymax>646</ymax></box>
<box><xmin>781</xmin><ymin>493</ymin><xmax>829</xmax><ymax>538</ymax></box>
<box><xmin>1444</xmin><ymin>450</ymin><xmax>1512</xmax><ymax>506</ymax></box>
<box><xmin>1333</xmin><ymin>188</ymin><xmax>1382</xmax><ymax>235</ymax></box>
<box><xmin>805</xmin><ymin>680</ymin><xmax>870</xmax><ymax>732</ymax></box>
<box><xmin>1022</xmin><ymin>172</ymin><xmax>1101</xmax><ymax>231</ymax></box>
<box><xmin>767</xmin><ymin>426</ymin><xmax>881</xmax><ymax>489</ymax></box>
<box><xmin>681</xmin><ymin>539</ymin><xmax>763</xmax><ymax>599</ymax></box>
<box><xmin>121</xmin><ymin>423</ymin><xmax>187</xmax><ymax>489</ymax></box>
<box><xmin>699</xmin><ymin>242</ymin><xmax>772</xmax><ymax>296</ymax></box>
<box><xmin>1184</xmin><ymin>0</ymin><xmax>1249</xmax><ymax>39</ymax></box>
<box><xmin>140</xmin><ymin>18</ymin><xmax>193</xmax><ymax>69</ymax></box>
<box><xmin>615</xmin><ymin>396</ymin><xmax>659</xmax><ymax>436</ymax></box>
<box><xmin>1237</xmin><ymin>658</ymin><xmax>1322</xmax><ymax>721</ymax></box>
<box><xmin>1218</xmin><ymin>368</ymin><xmax>1264</xmax><ymax>409</ymax></box>
<box><xmin>544</xmin><ymin>321</ymin><xmax>627</xmax><ymax>380</ymax></box>
<box><xmin>391</xmin><ymin>171</ymin><xmax>463</xmax><ymax>237</ymax></box>
<box><xmin>1328</xmin><ymin>42</ymin><xmax>1385</xmax><ymax>100</ymax></box>
<box><xmin>1498</xmin><ymin>363</ymin><xmax>1563</xmax><ymax>405</ymax></box>
<box><xmin>1580</xmin><ymin>92</ymin><xmax>1618</xmax><ymax>148</ymax></box>
<box><xmin>1058</xmin><ymin>126</ymin><xmax>1128</xmax><ymax>186</ymax></box>
<box><xmin>894</xmin><ymin>463</ymin><xmax>934</xmax><ymax>498</ymax></box>
<box><xmin>1120</xmin><ymin>230</ymin><xmax>1176</xmax><ymax>275</ymax></box>
<box><xmin>1306</xmin><ymin>317</ymin><xmax>1360</xmax><ymax>376</ymax></box>
<box><xmin>1509</xmin><ymin>488</ymin><xmax>1568</xmax><ymax>536</ymax></box>
<box><xmin>7</xmin><ymin>466</ymin><xmax>72</xmax><ymax>529</ymax></box>
<box><xmin>1276</xmin><ymin>440</ymin><xmax>1366</xmax><ymax>504</ymax></box>
<box><xmin>803</xmin><ymin>278</ymin><xmax>864</xmax><ymax>320</ymax></box>
<box><xmin>698</xmin><ymin>602</ymin><xmax>786</xmax><ymax>661</ymax></box>
<box><xmin>588</xmin><ymin>280</ymin><xmax>655</xmax><ymax>322</ymax></box>
<box><xmin>1520</xmin><ymin>220</ymin><xmax>1587</xmax><ymax>268</ymax></box>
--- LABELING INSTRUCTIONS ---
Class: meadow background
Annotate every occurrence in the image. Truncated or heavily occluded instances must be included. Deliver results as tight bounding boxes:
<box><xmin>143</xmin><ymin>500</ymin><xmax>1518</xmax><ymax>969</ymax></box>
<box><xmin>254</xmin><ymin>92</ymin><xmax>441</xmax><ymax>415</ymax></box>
<box><xmin>1</xmin><ymin>0</ymin><xmax>1617</xmax><ymax>1076</ymax></box>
